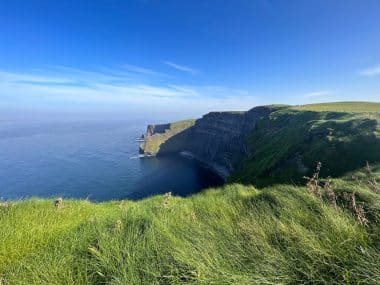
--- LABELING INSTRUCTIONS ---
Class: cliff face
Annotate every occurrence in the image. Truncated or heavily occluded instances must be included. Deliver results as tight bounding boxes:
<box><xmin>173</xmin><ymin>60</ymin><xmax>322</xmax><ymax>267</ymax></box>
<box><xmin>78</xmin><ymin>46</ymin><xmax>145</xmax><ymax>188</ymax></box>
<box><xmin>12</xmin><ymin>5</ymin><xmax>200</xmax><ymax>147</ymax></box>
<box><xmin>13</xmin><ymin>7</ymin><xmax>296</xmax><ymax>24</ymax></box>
<box><xmin>139</xmin><ymin>103</ymin><xmax>380</xmax><ymax>185</ymax></box>
<box><xmin>145</xmin><ymin>124</ymin><xmax>170</xmax><ymax>137</ymax></box>
<box><xmin>139</xmin><ymin>120</ymin><xmax>196</xmax><ymax>155</ymax></box>
<box><xmin>140</xmin><ymin>106</ymin><xmax>274</xmax><ymax>178</ymax></box>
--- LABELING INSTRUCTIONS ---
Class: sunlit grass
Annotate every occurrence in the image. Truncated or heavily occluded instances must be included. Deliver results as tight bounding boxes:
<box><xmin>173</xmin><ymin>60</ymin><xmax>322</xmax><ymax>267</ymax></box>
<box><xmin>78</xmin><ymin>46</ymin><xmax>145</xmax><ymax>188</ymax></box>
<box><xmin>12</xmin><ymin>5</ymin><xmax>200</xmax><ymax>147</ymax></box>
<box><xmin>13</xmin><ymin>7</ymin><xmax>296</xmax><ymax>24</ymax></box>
<box><xmin>1</xmin><ymin>180</ymin><xmax>379</xmax><ymax>284</ymax></box>
<box><xmin>292</xmin><ymin>101</ymin><xmax>380</xmax><ymax>113</ymax></box>
<box><xmin>230</xmin><ymin>106</ymin><xmax>380</xmax><ymax>186</ymax></box>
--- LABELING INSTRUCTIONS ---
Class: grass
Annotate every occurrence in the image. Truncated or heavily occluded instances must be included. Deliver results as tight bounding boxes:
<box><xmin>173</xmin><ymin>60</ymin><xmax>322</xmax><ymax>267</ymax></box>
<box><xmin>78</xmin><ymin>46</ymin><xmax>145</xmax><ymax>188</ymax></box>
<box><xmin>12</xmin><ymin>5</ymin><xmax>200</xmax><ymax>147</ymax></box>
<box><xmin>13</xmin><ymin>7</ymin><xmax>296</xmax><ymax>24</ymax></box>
<box><xmin>230</xmin><ymin>104</ymin><xmax>380</xmax><ymax>186</ymax></box>
<box><xmin>292</xmin><ymin>101</ymin><xmax>380</xmax><ymax>113</ymax></box>
<box><xmin>0</xmin><ymin>200</ymin><xmax>119</xmax><ymax>269</ymax></box>
<box><xmin>1</xmin><ymin>173</ymin><xmax>380</xmax><ymax>284</ymax></box>
<box><xmin>141</xmin><ymin>119</ymin><xmax>195</xmax><ymax>155</ymax></box>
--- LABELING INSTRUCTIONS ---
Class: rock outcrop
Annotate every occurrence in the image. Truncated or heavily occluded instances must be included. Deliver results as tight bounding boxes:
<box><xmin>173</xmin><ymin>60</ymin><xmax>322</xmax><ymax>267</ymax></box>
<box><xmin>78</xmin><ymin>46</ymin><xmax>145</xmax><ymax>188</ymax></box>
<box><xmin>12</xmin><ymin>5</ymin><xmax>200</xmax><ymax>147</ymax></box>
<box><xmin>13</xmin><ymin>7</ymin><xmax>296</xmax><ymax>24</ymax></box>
<box><xmin>145</xmin><ymin>124</ymin><xmax>171</xmax><ymax>136</ymax></box>
<box><xmin>139</xmin><ymin>120</ymin><xmax>196</xmax><ymax>156</ymax></box>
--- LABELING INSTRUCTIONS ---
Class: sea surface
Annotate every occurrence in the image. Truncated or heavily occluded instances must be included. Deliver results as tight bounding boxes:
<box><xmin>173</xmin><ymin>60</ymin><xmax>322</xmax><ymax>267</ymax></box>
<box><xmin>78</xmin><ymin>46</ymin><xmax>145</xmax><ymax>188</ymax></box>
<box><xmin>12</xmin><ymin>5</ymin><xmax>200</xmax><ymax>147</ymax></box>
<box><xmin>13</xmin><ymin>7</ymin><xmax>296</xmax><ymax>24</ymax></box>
<box><xmin>0</xmin><ymin>118</ymin><xmax>223</xmax><ymax>201</ymax></box>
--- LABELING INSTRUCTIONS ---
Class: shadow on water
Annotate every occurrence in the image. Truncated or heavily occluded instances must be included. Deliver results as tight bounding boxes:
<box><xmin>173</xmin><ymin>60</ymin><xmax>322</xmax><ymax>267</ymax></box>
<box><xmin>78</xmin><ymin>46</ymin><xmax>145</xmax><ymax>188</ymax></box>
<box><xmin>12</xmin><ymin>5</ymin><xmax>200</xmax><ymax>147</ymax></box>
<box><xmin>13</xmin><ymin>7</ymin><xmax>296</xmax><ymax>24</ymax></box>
<box><xmin>126</xmin><ymin>155</ymin><xmax>224</xmax><ymax>200</ymax></box>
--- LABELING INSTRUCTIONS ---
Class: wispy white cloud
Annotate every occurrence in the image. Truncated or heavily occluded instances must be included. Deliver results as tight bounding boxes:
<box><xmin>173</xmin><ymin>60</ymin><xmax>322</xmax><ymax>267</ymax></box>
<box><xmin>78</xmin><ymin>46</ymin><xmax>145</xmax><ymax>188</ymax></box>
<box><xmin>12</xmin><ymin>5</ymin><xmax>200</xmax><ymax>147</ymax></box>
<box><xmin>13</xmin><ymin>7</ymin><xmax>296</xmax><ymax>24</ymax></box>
<box><xmin>167</xmin><ymin>85</ymin><xmax>200</xmax><ymax>96</ymax></box>
<box><xmin>0</xmin><ymin>70</ymin><xmax>194</xmax><ymax>100</ymax></box>
<box><xmin>302</xmin><ymin>90</ymin><xmax>332</xmax><ymax>97</ymax></box>
<box><xmin>0</xmin><ymin>66</ymin><xmax>251</xmax><ymax>114</ymax></box>
<box><xmin>358</xmin><ymin>65</ymin><xmax>380</xmax><ymax>77</ymax></box>
<box><xmin>163</xmin><ymin>61</ymin><xmax>198</xmax><ymax>74</ymax></box>
<box><xmin>119</xmin><ymin>64</ymin><xmax>170</xmax><ymax>77</ymax></box>
<box><xmin>0</xmin><ymin>71</ymin><xmax>74</xmax><ymax>85</ymax></box>
<box><xmin>45</xmin><ymin>65</ymin><xmax>126</xmax><ymax>84</ymax></box>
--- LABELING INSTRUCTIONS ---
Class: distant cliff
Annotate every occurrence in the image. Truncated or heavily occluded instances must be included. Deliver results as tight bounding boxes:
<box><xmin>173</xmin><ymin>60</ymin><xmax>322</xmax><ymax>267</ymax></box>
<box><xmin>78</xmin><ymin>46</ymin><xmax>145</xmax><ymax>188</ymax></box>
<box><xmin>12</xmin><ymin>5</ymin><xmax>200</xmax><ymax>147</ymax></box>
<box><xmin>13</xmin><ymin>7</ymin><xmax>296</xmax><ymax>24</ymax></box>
<box><xmin>139</xmin><ymin>106</ymin><xmax>276</xmax><ymax>178</ymax></box>
<box><xmin>139</xmin><ymin>119</ymin><xmax>195</xmax><ymax>155</ymax></box>
<box><xmin>139</xmin><ymin>102</ymin><xmax>380</xmax><ymax>185</ymax></box>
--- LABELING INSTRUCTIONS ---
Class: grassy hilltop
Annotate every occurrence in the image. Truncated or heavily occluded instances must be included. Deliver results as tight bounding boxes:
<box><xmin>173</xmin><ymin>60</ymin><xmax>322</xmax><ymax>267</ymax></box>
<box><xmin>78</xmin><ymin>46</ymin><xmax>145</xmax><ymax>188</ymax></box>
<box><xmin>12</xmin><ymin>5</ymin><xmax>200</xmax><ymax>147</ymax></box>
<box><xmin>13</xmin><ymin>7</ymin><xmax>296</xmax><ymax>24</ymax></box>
<box><xmin>292</xmin><ymin>101</ymin><xmax>380</xmax><ymax>112</ymax></box>
<box><xmin>231</xmin><ymin>102</ymin><xmax>380</xmax><ymax>186</ymax></box>
<box><xmin>1</xmin><ymin>102</ymin><xmax>380</xmax><ymax>285</ymax></box>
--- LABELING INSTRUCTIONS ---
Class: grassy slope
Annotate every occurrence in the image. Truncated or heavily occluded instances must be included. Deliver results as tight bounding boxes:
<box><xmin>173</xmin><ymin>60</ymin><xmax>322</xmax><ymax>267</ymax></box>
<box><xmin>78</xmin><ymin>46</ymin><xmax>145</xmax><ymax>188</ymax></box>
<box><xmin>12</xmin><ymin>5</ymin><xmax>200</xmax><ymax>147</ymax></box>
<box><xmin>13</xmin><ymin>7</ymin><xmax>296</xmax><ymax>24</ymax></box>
<box><xmin>1</xmin><ymin>102</ymin><xmax>380</xmax><ymax>284</ymax></box>
<box><xmin>142</xmin><ymin>119</ymin><xmax>195</xmax><ymax>155</ymax></box>
<box><xmin>1</xmin><ymin>177</ymin><xmax>380</xmax><ymax>285</ymax></box>
<box><xmin>292</xmin><ymin>101</ymin><xmax>380</xmax><ymax>112</ymax></box>
<box><xmin>230</xmin><ymin>102</ymin><xmax>380</xmax><ymax>186</ymax></box>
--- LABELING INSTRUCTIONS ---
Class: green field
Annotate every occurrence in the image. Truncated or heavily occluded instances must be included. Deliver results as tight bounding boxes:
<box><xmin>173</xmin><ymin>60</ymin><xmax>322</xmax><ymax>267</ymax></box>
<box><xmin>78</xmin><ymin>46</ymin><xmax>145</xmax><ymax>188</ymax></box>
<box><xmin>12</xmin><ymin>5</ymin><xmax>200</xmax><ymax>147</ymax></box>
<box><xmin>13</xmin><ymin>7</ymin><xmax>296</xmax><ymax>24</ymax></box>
<box><xmin>292</xmin><ymin>101</ymin><xmax>380</xmax><ymax>113</ymax></box>
<box><xmin>1</xmin><ymin>102</ymin><xmax>380</xmax><ymax>284</ymax></box>
<box><xmin>230</xmin><ymin>102</ymin><xmax>380</xmax><ymax>186</ymax></box>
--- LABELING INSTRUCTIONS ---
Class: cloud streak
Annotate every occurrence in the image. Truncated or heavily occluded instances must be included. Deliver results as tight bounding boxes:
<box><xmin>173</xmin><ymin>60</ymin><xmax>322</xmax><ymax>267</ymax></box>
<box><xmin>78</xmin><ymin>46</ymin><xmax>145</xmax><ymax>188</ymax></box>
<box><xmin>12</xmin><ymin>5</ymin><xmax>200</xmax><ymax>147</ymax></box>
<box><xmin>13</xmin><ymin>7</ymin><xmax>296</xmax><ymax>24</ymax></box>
<box><xmin>119</xmin><ymin>64</ymin><xmax>170</xmax><ymax>77</ymax></box>
<box><xmin>163</xmin><ymin>61</ymin><xmax>198</xmax><ymax>74</ymax></box>
<box><xmin>359</xmin><ymin>65</ymin><xmax>380</xmax><ymax>77</ymax></box>
<box><xmin>0</xmin><ymin>65</ymin><xmax>252</xmax><ymax>114</ymax></box>
<box><xmin>0</xmin><ymin>69</ymin><xmax>195</xmax><ymax>100</ymax></box>
<box><xmin>302</xmin><ymin>90</ymin><xmax>332</xmax><ymax>97</ymax></box>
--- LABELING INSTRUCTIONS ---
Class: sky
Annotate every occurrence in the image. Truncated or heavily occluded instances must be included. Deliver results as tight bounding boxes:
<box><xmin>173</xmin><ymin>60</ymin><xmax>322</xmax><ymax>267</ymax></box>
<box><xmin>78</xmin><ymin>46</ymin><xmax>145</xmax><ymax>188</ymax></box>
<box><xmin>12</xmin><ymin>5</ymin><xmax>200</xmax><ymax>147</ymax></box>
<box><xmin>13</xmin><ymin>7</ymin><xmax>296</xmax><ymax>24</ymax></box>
<box><xmin>0</xmin><ymin>0</ymin><xmax>380</xmax><ymax>118</ymax></box>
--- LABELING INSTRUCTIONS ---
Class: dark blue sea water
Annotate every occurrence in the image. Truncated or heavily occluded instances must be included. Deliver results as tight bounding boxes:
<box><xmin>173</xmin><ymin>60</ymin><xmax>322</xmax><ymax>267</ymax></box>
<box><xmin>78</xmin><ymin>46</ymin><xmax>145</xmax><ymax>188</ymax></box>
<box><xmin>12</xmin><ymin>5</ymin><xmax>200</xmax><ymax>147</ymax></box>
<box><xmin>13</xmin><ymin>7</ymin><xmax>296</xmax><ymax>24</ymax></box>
<box><xmin>0</xmin><ymin>118</ymin><xmax>223</xmax><ymax>201</ymax></box>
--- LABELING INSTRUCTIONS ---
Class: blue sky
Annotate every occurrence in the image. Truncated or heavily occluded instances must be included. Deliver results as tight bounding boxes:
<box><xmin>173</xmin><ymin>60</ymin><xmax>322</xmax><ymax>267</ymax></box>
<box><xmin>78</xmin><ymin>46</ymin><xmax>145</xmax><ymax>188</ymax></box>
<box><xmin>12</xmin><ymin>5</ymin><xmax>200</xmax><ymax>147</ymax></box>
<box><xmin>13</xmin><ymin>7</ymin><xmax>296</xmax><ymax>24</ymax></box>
<box><xmin>0</xmin><ymin>0</ymin><xmax>379</xmax><ymax>117</ymax></box>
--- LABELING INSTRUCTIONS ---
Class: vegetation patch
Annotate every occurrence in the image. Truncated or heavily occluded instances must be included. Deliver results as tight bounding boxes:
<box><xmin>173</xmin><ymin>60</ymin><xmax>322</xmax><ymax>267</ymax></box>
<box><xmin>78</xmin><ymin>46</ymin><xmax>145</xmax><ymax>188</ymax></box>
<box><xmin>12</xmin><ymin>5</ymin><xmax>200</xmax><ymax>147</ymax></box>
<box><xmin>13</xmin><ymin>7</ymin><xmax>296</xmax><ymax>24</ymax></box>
<box><xmin>1</xmin><ymin>165</ymin><xmax>380</xmax><ymax>284</ymax></box>
<box><xmin>230</xmin><ymin>104</ymin><xmax>380</xmax><ymax>186</ymax></box>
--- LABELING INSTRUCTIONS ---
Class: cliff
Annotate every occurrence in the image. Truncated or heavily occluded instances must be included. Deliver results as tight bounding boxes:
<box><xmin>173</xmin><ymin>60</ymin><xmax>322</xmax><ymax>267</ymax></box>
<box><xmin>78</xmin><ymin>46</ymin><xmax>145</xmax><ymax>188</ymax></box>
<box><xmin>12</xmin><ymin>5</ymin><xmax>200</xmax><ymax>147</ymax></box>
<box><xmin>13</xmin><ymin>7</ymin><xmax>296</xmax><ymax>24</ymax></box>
<box><xmin>139</xmin><ymin>102</ymin><xmax>380</xmax><ymax>185</ymax></box>
<box><xmin>140</xmin><ymin>106</ymin><xmax>277</xmax><ymax>178</ymax></box>
<box><xmin>139</xmin><ymin>119</ymin><xmax>195</xmax><ymax>155</ymax></box>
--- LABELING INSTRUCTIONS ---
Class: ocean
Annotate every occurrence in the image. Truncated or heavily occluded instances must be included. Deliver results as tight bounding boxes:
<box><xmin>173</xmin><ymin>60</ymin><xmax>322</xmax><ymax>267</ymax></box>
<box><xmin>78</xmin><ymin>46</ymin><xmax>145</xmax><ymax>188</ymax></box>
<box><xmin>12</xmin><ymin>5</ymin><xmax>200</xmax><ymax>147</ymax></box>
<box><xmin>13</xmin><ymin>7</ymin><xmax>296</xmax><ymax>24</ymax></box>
<box><xmin>0</xmin><ymin>117</ymin><xmax>223</xmax><ymax>201</ymax></box>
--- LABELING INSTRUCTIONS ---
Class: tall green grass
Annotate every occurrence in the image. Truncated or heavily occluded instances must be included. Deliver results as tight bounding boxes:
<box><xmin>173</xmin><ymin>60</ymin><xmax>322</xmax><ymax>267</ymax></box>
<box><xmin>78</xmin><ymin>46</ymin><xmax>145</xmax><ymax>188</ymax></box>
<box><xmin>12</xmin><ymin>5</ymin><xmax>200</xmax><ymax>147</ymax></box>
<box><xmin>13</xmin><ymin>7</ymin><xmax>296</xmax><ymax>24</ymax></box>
<box><xmin>1</xmin><ymin>179</ymin><xmax>379</xmax><ymax>284</ymax></box>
